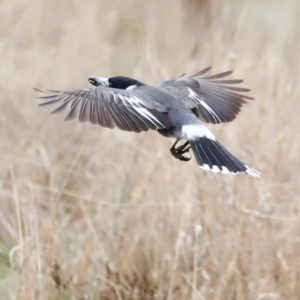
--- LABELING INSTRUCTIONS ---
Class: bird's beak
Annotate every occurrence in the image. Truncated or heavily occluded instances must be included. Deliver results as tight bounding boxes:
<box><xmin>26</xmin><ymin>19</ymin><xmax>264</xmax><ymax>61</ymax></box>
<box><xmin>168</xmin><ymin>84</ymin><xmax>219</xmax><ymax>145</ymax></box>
<box><xmin>88</xmin><ymin>77</ymin><xmax>109</xmax><ymax>87</ymax></box>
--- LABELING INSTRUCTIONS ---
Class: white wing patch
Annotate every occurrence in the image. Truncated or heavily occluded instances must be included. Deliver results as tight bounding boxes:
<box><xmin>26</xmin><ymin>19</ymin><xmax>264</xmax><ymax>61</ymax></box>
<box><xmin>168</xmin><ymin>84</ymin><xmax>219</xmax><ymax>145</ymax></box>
<box><xmin>132</xmin><ymin>106</ymin><xmax>163</xmax><ymax>126</ymax></box>
<box><xmin>124</xmin><ymin>96</ymin><xmax>164</xmax><ymax>128</ymax></box>
<box><xmin>187</xmin><ymin>88</ymin><xmax>221</xmax><ymax>123</ymax></box>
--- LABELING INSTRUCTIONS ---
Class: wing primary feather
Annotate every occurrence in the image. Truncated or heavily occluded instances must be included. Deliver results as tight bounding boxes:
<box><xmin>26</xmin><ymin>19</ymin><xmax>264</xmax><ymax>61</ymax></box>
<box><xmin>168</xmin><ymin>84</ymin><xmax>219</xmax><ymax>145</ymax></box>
<box><xmin>122</xmin><ymin>107</ymin><xmax>147</xmax><ymax>132</ymax></box>
<box><xmin>228</xmin><ymin>91</ymin><xmax>254</xmax><ymax>100</ymax></box>
<box><xmin>33</xmin><ymin>88</ymin><xmax>47</xmax><ymax>93</ymax></box>
<box><xmin>201</xmin><ymin>70</ymin><xmax>233</xmax><ymax>80</ymax></box>
<box><xmin>218</xmin><ymin>85</ymin><xmax>251</xmax><ymax>92</ymax></box>
<box><xmin>46</xmin><ymin>89</ymin><xmax>64</xmax><ymax>93</ymax></box>
<box><xmin>90</xmin><ymin>99</ymin><xmax>98</xmax><ymax>125</ymax></box>
<box><xmin>50</xmin><ymin>95</ymin><xmax>76</xmax><ymax>115</ymax></box>
<box><xmin>199</xmin><ymin>86</ymin><xmax>248</xmax><ymax>103</ymax></box>
<box><xmin>38</xmin><ymin>86</ymin><xmax>171</xmax><ymax>132</ymax></box>
<box><xmin>38</xmin><ymin>93</ymin><xmax>65</xmax><ymax>100</ymax></box>
<box><xmin>78</xmin><ymin>97</ymin><xmax>89</xmax><ymax>123</ymax></box>
<box><xmin>120</xmin><ymin>104</ymin><xmax>149</xmax><ymax>132</ymax></box>
<box><xmin>130</xmin><ymin>107</ymin><xmax>157</xmax><ymax>130</ymax></box>
<box><xmin>96</xmin><ymin>99</ymin><xmax>105</xmax><ymax>127</ymax></box>
<box><xmin>125</xmin><ymin>107</ymin><xmax>150</xmax><ymax>131</ymax></box>
<box><xmin>211</xmin><ymin>79</ymin><xmax>244</xmax><ymax>84</ymax></box>
<box><xmin>65</xmin><ymin>97</ymin><xmax>82</xmax><ymax>122</ymax></box>
<box><xmin>107</xmin><ymin>102</ymin><xmax>132</xmax><ymax>131</ymax></box>
<box><xmin>190</xmin><ymin>66</ymin><xmax>212</xmax><ymax>78</ymax></box>
<box><xmin>116</xmin><ymin>105</ymin><xmax>142</xmax><ymax>132</ymax></box>
<box><xmin>96</xmin><ymin>90</ymin><xmax>107</xmax><ymax>127</ymax></box>
<box><xmin>176</xmin><ymin>73</ymin><xmax>186</xmax><ymax>79</ymax></box>
<box><xmin>101</xmin><ymin>96</ymin><xmax>115</xmax><ymax>129</ymax></box>
<box><xmin>38</xmin><ymin>97</ymin><xmax>66</xmax><ymax>107</ymax></box>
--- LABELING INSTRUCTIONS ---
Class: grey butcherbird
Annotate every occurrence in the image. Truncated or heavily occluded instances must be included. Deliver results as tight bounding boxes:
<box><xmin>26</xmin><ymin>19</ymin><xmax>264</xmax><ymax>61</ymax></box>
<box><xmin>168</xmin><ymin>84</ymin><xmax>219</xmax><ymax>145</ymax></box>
<box><xmin>36</xmin><ymin>67</ymin><xmax>260</xmax><ymax>177</ymax></box>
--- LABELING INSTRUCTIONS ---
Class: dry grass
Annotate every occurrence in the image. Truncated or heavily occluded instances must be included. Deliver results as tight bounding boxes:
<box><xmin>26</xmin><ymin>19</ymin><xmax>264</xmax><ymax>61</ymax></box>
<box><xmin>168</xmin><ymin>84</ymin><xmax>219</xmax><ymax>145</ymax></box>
<box><xmin>0</xmin><ymin>0</ymin><xmax>300</xmax><ymax>299</ymax></box>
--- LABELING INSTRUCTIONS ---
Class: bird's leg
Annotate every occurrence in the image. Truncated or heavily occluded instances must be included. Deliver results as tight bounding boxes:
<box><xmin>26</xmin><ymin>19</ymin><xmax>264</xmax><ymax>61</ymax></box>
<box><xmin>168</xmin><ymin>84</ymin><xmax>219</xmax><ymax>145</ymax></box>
<box><xmin>175</xmin><ymin>141</ymin><xmax>191</xmax><ymax>153</ymax></box>
<box><xmin>170</xmin><ymin>139</ymin><xmax>180</xmax><ymax>151</ymax></box>
<box><xmin>170</xmin><ymin>140</ymin><xmax>191</xmax><ymax>162</ymax></box>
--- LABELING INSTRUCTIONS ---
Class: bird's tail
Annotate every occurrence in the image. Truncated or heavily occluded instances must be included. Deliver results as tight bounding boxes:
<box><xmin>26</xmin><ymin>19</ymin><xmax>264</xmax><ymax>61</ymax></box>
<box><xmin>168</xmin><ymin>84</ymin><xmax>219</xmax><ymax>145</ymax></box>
<box><xmin>188</xmin><ymin>137</ymin><xmax>260</xmax><ymax>177</ymax></box>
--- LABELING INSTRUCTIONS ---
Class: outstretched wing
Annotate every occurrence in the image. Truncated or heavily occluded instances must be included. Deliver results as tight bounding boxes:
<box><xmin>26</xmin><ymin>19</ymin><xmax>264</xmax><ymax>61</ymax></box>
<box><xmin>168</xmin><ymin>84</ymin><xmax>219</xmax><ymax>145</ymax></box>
<box><xmin>158</xmin><ymin>66</ymin><xmax>254</xmax><ymax>124</ymax></box>
<box><xmin>36</xmin><ymin>87</ymin><xmax>173</xmax><ymax>133</ymax></box>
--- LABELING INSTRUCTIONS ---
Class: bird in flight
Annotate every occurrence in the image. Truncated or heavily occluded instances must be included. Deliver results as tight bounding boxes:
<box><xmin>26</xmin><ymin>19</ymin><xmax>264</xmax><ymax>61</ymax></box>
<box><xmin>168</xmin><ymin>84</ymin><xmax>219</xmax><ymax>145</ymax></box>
<box><xmin>36</xmin><ymin>66</ymin><xmax>260</xmax><ymax>177</ymax></box>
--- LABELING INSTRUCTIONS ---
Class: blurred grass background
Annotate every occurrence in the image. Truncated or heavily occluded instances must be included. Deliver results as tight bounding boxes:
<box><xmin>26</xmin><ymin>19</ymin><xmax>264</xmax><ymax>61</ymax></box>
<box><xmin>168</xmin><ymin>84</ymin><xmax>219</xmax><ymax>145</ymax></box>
<box><xmin>0</xmin><ymin>0</ymin><xmax>300</xmax><ymax>299</ymax></box>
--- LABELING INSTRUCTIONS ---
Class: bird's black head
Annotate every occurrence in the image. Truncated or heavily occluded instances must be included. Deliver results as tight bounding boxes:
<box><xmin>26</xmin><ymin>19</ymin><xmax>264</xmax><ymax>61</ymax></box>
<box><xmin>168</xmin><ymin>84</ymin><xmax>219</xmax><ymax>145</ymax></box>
<box><xmin>108</xmin><ymin>76</ymin><xmax>144</xmax><ymax>90</ymax></box>
<box><xmin>88</xmin><ymin>76</ymin><xmax>144</xmax><ymax>90</ymax></box>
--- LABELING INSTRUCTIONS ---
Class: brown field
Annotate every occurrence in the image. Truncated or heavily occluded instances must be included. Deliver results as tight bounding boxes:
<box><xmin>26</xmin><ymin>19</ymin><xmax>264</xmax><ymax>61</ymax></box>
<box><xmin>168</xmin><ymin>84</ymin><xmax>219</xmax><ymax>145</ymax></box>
<box><xmin>0</xmin><ymin>0</ymin><xmax>299</xmax><ymax>299</ymax></box>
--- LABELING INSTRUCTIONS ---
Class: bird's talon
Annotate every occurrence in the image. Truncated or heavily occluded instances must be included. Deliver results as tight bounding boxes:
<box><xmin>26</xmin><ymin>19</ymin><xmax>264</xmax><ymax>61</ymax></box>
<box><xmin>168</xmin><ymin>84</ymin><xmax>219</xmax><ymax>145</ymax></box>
<box><xmin>170</xmin><ymin>142</ymin><xmax>192</xmax><ymax>162</ymax></box>
<box><xmin>180</xmin><ymin>155</ymin><xmax>191</xmax><ymax>162</ymax></box>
